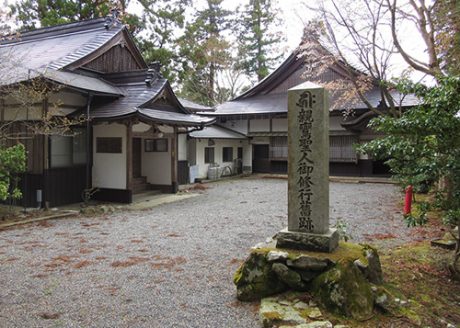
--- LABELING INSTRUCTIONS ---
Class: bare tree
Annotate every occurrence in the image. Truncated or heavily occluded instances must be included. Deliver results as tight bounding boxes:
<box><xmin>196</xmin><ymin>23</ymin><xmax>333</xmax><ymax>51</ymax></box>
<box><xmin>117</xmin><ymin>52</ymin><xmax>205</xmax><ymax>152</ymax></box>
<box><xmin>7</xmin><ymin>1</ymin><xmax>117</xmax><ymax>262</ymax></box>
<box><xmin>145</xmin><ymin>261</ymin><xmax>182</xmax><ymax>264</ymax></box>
<box><xmin>215</xmin><ymin>67</ymin><xmax>249</xmax><ymax>104</ymax></box>
<box><xmin>386</xmin><ymin>0</ymin><xmax>443</xmax><ymax>77</ymax></box>
<box><xmin>300</xmin><ymin>0</ymin><xmax>450</xmax><ymax>116</ymax></box>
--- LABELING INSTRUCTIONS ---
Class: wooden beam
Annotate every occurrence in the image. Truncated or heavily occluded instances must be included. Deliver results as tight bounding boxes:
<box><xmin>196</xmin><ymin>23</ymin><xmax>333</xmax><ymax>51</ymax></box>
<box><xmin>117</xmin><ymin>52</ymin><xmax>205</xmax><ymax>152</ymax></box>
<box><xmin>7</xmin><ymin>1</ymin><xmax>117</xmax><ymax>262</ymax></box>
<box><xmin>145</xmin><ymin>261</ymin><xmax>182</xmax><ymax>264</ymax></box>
<box><xmin>126</xmin><ymin>121</ymin><xmax>133</xmax><ymax>191</ymax></box>
<box><xmin>171</xmin><ymin>126</ymin><xmax>178</xmax><ymax>193</ymax></box>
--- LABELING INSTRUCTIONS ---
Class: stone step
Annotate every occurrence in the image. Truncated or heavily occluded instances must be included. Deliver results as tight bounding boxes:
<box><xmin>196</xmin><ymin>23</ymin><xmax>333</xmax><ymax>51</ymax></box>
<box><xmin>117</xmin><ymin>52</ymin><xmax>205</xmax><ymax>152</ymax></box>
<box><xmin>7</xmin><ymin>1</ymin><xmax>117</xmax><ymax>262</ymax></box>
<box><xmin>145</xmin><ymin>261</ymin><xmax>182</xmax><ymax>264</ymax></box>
<box><xmin>132</xmin><ymin>176</ymin><xmax>147</xmax><ymax>184</ymax></box>
<box><xmin>133</xmin><ymin>185</ymin><xmax>150</xmax><ymax>193</ymax></box>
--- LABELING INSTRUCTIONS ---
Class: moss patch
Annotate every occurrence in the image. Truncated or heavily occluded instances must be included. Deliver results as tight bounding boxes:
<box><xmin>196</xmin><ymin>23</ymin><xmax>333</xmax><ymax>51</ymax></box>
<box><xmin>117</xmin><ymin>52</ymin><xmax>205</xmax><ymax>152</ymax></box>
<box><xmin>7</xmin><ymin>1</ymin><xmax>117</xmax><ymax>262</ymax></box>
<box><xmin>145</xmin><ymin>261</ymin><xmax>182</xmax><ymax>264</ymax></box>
<box><xmin>234</xmin><ymin>252</ymin><xmax>286</xmax><ymax>301</ymax></box>
<box><xmin>311</xmin><ymin>259</ymin><xmax>374</xmax><ymax>321</ymax></box>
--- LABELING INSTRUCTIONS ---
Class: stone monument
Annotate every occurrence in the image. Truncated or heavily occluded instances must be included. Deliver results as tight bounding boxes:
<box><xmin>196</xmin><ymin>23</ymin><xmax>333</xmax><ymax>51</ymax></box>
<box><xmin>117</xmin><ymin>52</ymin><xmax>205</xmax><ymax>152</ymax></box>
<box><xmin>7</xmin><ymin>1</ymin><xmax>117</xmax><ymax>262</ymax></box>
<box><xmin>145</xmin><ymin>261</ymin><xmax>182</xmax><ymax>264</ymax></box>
<box><xmin>276</xmin><ymin>82</ymin><xmax>339</xmax><ymax>252</ymax></box>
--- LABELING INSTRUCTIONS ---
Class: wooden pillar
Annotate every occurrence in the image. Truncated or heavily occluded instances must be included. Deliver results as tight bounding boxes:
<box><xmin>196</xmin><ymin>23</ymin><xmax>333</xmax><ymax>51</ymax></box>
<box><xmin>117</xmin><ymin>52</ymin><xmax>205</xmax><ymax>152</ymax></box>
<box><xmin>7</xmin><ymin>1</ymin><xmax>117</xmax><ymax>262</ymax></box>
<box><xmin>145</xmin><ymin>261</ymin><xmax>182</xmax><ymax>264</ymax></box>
<box><xmin>171</xmin><ymin>126</ymin><xmax>178</xmax><ymax>193</ymax></box>
<box><xmin>42</xmin><ymin>98</ymin><xmax>49</xmax><ymax>208</ymax></box>
<box><xmin>126</xmin><ymin>121</ymin><xmax>133</xmax><ymax>191</ymax></box>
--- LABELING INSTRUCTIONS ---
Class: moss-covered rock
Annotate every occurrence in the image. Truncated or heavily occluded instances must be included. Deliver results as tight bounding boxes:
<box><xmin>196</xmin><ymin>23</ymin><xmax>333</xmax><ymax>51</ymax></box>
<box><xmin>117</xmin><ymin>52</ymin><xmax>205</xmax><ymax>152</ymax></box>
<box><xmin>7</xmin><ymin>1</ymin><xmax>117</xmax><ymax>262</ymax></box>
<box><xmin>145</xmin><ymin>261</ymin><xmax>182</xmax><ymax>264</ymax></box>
<box><xmin>311</xmin><ymin>259</ymin><xmax>375</xmax><ymax>321</ymax></box>
<box><xmin>234</xmin><ymin>251</ymin><xmax>286</xmax><ymax>301</ymax></box>
<box><xmin>272</xmin><ymin>263</ymin><xmax>308</xmax><ymax>291</ymax></box>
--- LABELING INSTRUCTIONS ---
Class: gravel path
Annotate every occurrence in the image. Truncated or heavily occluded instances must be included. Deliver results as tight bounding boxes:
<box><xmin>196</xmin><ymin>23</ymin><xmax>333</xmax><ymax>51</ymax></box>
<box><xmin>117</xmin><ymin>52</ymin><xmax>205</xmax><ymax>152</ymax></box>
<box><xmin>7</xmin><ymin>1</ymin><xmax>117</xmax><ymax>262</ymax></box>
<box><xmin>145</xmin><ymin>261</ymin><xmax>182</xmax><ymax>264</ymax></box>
<box><xmin>0</xmin><ymin>178</ymin><xmax>407</xmax><ymax>328</ymax></box>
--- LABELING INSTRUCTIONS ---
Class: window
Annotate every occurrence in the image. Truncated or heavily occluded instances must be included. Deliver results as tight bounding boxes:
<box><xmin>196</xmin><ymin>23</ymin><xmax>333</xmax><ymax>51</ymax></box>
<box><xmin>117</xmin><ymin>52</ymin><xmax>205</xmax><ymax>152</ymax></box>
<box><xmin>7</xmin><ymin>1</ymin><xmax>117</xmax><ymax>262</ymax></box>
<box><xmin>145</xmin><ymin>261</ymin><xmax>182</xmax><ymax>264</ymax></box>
<box><xmin>50</xmin><ymin>136</ymin><xmax>73</xmax><ymax>167</ymax></box>
<box><xmin>270</xmin><ymin>136</ymin><xmax>288</xmax><ymax>158</ymax></box>
<box><xmin>204</xmin><ymin>147</ymin><xmax>214</xmax><ymax>164</ymax></box>
<box><xmin>329</xmin><ymin>135</ymin><xmax>358</xmax><ymax>163</ymax></box>
<box><xmin>96</xmin><ymin>137</ymin><xmax>122</xmax><ymax>153</ymax></box>
<box><xmin>73</xmin><ymin>130</ymin><xmax>87</xmax><ymax>164</ymax></box>
<box><xmin>222</xmin><ymin>147</ymin><xmax>233</xmax><ymax>162</ymax></box>
<box><xmin>50</xmin><ymin>129</ymin><xmax>88</xmax><ymax>168</ymax></box>
<box><xmin>145</xmin><ymin>138</ymin><xmax>168</xmax><ymax>152</ymax></box>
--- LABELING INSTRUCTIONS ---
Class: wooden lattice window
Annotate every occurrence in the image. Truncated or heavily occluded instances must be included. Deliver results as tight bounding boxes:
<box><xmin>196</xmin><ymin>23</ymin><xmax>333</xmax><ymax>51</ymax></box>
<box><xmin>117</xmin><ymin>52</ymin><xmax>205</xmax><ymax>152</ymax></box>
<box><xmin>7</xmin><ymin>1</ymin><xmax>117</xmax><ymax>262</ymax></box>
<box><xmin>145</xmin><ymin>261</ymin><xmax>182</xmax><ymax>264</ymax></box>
<box><xmin>145</xmin><ymin>138</ymin><xmax>168</xmax><ymax>152</ymax></box>
<box><xmin>205</xmin><ymin>147</ymin><xmax>214</xmax><ymax>164</ymax></box>
<box><xmin>329</xmin><ymin>135</ymin><xmax>358</xmax><ymax>163</ymax></box>
<box><xmin>270</xmin><ymin>136</ymin><xmax>288</xmax><ymax>159</ymax></box>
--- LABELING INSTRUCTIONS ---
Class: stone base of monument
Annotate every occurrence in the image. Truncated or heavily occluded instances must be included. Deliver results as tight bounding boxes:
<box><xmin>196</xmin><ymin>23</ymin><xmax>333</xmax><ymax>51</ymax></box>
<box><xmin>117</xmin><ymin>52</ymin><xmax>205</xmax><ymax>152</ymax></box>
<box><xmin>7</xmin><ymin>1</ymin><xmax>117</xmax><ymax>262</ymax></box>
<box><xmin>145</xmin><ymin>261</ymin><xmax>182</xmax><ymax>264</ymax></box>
<box><xmin>233</xmin><ymin>241</ymin><xmax>418</xmax><ymax>325</ymax></box>
<box><xmin>276</xmin><ymin>228</ymin><xmax>339</xmax><ymax>253</ymax></box>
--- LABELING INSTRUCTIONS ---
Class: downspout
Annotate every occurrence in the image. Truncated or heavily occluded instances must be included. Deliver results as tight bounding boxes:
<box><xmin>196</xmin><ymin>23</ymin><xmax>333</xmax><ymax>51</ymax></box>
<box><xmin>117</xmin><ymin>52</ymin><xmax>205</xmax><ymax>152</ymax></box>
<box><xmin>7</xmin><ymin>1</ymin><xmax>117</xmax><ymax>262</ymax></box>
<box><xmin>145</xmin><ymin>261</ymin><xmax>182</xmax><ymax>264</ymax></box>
<box><xmin>86</xmin><ymin>93</ymin><xmax>93</xmax><ymax>190</ymax></box>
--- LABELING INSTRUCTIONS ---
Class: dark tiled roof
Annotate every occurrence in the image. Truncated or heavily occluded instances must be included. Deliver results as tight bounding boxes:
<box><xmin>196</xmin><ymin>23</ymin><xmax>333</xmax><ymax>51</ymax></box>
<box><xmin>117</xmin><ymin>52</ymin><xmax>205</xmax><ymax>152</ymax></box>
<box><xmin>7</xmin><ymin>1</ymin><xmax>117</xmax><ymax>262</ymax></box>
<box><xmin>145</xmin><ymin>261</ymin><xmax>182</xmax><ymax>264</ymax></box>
<box><xmin>189</xmin><ymin>125</ymin><xmax>247</xmax><ymax>139</ymax></box>
<box><xmin>214</xmin><ymin>85</ymin><xmax>419</xmax><ymax>116</ymax></box>
<box><xmin>137</xmin><ymin>108</ymin><xmax>214</xmax><ymax>126</ymax></box>
<box><xmin>0</xmin><ymin>17</ymin><xmax>125</xmax><ymax>84</ymax></box>
<box><xmin>90</xmin><ymin>79</ymin><xmax>215</xmax><ymax>126</ymax></box>
<box><xmin>215</xmin><ymin>46</ymin><xmax>419</xmax><ymax>116</ymax></box>
<box><xmin>178</xmin><ymin>98</ymin><xmax>215</xmax><ymax>113</ymax></box>
<box><xmin>44</xmin><ymin>69</ymin><xmax>124</xmax><ymax>95</ymax></box>
<box><xmin>91</xmin><ymin>79</ymin><xmax>168</xmax><ymax>117</ymax></box>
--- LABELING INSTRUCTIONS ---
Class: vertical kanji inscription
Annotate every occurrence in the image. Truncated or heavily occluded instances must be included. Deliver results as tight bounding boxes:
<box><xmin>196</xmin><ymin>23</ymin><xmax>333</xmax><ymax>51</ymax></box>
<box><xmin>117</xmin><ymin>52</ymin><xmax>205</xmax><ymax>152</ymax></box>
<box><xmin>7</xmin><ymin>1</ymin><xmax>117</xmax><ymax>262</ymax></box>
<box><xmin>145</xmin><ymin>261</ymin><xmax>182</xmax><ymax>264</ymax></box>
<box><xmin>296</xmin><ymin>91</ymin><xmax>316</xmax><ymax>232</ymax></box>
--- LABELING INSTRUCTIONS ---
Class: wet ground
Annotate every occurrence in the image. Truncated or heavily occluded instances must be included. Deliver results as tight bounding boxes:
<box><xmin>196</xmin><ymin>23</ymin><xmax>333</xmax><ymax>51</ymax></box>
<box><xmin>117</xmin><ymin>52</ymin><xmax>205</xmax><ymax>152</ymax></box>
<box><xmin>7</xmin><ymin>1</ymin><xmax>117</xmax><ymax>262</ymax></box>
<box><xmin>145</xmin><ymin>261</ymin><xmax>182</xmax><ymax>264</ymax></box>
<box><xmin>0</xmin><ymin>177</ymin><xmax>409</xmax><ymax>328</ymax></box>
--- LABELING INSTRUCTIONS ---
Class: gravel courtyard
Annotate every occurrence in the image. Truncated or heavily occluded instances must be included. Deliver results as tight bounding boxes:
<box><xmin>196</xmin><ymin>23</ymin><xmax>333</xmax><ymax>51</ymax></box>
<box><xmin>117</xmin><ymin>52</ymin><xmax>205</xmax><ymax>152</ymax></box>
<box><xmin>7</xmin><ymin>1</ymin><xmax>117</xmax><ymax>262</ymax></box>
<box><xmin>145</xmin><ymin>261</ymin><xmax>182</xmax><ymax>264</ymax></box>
<box><xmin>0</xmin><ymin>177</ymin><xmax>409</xmax><ymax>328</ymax></box>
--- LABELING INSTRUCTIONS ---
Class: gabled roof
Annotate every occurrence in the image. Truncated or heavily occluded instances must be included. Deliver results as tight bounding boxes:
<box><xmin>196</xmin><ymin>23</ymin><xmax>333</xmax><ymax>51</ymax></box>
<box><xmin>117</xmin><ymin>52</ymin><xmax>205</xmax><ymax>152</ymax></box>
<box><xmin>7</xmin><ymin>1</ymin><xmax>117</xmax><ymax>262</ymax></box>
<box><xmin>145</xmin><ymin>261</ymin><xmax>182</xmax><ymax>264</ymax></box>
<box><xmin>90</xmin><ymin>76</ymin><xmax>215</xmax><ymax>127</ymax></box>
<box><xmin>215</xmin><ymin>44</ymin><xmax>419</xmax><ymax>116</ymax></box>
<box><xmin>0</xmin><ymin>16</ymin><xmax>147</xmax><ymax>86</ymax></box>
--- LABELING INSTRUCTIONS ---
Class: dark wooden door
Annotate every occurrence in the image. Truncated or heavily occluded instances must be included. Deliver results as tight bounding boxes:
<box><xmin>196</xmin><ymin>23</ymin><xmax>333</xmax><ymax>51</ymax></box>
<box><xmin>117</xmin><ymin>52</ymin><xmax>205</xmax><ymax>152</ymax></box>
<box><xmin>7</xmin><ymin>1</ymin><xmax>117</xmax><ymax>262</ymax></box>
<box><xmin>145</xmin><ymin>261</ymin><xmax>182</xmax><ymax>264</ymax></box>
<box><xmin>252</xmin><ymin>144</ymin><xmax>271</xmax><ymax>173</ymax></box>
<box><xmin>133</xmin><ymin>138</ymin><xmax>142</xmax><ymax>178</ymax></box>
<box><xmin>237</xmin><ymin>147</ymin><xmax>243</xmax><ymax>174</ymax></box>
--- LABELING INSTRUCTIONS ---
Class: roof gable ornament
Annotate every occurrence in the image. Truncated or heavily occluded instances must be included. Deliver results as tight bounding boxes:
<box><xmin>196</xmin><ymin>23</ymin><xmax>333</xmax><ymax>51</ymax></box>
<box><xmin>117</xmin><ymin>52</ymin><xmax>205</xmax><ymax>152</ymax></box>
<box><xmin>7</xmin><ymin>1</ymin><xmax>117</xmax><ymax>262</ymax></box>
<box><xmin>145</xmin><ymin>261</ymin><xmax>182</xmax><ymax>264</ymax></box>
<box><xmin>104</xmin><ymin>8</ymin><xmax>122</xmax><ymax>30</ymax></box>
<box><xmin>145</xmin><ymin>62</ymin><xmax>162</xmax><ymax>86</ymax></box>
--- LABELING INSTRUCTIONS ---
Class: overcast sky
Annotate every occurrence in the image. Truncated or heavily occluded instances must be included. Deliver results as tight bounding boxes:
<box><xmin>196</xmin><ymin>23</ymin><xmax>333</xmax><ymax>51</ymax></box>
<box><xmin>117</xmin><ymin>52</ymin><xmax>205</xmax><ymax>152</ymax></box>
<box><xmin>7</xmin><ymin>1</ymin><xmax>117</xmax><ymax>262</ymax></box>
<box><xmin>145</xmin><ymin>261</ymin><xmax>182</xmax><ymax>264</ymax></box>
<box><xmin>4</xmin><ymin>0</ymin><xmax>429</xmax><ymax>83</ymax></box>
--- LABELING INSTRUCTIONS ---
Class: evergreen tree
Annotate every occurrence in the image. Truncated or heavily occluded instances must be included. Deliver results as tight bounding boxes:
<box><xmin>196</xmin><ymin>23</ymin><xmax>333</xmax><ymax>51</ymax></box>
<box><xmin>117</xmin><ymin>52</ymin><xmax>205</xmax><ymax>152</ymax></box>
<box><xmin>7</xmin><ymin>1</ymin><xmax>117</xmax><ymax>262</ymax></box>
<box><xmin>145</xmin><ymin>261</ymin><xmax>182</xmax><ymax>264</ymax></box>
<box><xmin>237</xmin><ymin>0</ymin><xmax>284</xmax><ymax>82</ymax></box>
<box><xmin>10</xmin><ymin>1</ymin><xmax>141</xmax><ymax>33</ymax></box>
<box><xmin>138</xmin><ymin>0</ymin><xmax>190</xmax><ymax>83</ymax></box>
<box><xmin>178</xmin><ymin>0</ymin><xmax>233</xmax><ymax>105</ymax></box>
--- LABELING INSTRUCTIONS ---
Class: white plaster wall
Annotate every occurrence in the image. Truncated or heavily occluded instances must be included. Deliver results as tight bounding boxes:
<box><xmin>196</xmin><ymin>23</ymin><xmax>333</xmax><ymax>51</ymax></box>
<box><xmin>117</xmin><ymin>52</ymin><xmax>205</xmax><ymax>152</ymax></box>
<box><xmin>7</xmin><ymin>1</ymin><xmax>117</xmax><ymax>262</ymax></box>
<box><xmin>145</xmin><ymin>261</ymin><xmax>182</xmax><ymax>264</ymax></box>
<box><xmin>159</xmin><ymin>125</ymin><xmax>174</xmax><ymax>133</ymax></box>
<box><xmin>193</xmin><ymin>138</ymin><xmax>249</xmax><ymax>179</ymax></box>
<box><xmin>142</xmin><ymin>136</ymin><xmax>172</xmax><ymax>185</ymax></box>
<box><xmin>132</xmin><ymin>122</ymin><xmax>151</xmax><ymax>133</ymax></box>
<box><xmin>49</xmin><ymin>91</ymin><xmax>87</xmax><ymax>107</ymax></box>
<box><xmin>92</xmin><ymin>123</ymin><xmax>127</xmax><ymax>189</ymax></box>
<box><xmin>178</xmin><ymin>134</ymin><xmax>187</xmax><ymax>161</ymax></box>
<box><xmin>219</xmin><ymin>118</ymin><xmax>248</xmax><ymax>134</ymax></box>
<box><xmin>249</xmin><ymin>119</ymin><xmax>270</xmax><ymax>132</ymax></box>
<box><xmin>272</xmin><ymin>118</ymin><xmax>287</xmax><ymax>132</ymax></box>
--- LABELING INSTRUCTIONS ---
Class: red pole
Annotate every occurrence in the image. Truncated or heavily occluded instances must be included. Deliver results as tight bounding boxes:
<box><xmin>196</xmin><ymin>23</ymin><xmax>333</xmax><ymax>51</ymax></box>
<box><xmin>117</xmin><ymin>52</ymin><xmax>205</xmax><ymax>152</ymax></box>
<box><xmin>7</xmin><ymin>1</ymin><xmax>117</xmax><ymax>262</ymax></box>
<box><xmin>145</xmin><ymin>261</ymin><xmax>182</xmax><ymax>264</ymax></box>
<box><xmin>404</xmin><ymin>185</ymin><xmax>413</xmax><ymax>215</ymax></box>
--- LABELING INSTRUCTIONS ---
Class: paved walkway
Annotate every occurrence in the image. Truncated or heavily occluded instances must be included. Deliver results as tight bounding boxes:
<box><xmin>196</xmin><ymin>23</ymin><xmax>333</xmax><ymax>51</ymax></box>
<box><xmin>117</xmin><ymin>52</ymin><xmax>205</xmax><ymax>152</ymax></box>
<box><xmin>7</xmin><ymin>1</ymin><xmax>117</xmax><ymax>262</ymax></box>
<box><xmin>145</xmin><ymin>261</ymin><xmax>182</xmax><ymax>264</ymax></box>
<box><xmin>0</xmin><ymin>177</ymin><xmax>406</xmax><ymax>327</ymax></box>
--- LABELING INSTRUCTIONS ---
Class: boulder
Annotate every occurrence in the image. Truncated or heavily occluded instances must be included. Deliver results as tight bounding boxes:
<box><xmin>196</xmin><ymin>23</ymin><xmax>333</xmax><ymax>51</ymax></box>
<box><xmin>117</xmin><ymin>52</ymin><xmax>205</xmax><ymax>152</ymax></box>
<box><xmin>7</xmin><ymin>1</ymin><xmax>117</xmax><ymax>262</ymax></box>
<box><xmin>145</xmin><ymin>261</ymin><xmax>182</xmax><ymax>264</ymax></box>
<box><xmin>365</xmin><ymin>248</ymin><xmax>383</xmax><ymax>285</ymax></box>
<box><xmin>272</xmin><ymin>263</ymin><xmax>308</xmax><ymax>291</ymax></box>
<box><xmin>260</xmin><ymin>296</ymin><xmax>307</xmax><ymax>328</ymax></box>
<box><xmin>311</xmin><ymin>259</ymin><xmax>375</xmax><ymax>321</ymax></box>
<box><xmin>353</xmin><ymin>247</ymin><xmax>383</xmax><ymax>285</ymax></box>
<box><xmin>234</xmin><ymin>252</ymin><xmax>286</xmax><ymax>301</ymax></box>
<box><xmin>267</xmin><ymin>251</ymin><xmax>289</xmax><ymax>262</ymax></box>
<box><xmin>286</xmin><ymin>255</ymin><xmax>332</xmax><ymax>271</ymax></box>
<box><xmin>298</xmin><ymin>270</ymin><xmax>320</xmax><ymax>282</ymax></box>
